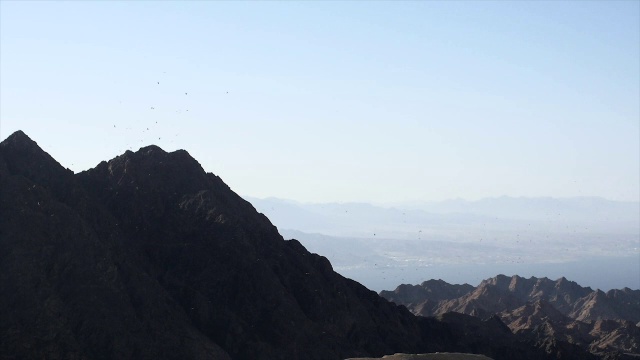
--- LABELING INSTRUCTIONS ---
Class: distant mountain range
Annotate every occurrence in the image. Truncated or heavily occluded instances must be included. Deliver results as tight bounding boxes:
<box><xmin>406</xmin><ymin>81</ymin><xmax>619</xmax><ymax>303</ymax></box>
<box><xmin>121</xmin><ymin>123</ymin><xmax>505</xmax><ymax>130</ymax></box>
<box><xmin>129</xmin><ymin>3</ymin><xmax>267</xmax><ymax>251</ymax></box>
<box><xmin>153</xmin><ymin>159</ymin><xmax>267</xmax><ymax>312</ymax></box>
<box><xmin>247</xmin><ymin>196</ymin><xmax>640</xmax><ymax>236</ymax></box>
<box><xmin>246</xmin><ymin>196</ymin><xmax>640</xmax><ymax>292</ymax></box>
<box><xmin>380</xmin><ymin>275</ymin><xmax>640</xmax><ymax>358</ymax></box>
<box><xmin>398</xmin><ymin>196</ymin><xmax>639</xmax><ymax>223</ymax></box>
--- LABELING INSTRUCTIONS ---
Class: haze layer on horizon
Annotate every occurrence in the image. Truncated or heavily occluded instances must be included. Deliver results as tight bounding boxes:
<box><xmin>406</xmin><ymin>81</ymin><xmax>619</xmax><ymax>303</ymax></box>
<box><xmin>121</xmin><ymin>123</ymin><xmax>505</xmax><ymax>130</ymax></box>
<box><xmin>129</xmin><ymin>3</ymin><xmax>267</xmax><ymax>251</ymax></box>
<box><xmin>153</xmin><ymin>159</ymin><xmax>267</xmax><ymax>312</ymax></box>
<box><xmin>1</xmin><ymin>1</ymin><xmax>639</xmax><ymax>203</ymax></box>
<box><xmin>247</xmin><ymin>196</ymin><xmax>640</xmax><ymax>291</ymax></box>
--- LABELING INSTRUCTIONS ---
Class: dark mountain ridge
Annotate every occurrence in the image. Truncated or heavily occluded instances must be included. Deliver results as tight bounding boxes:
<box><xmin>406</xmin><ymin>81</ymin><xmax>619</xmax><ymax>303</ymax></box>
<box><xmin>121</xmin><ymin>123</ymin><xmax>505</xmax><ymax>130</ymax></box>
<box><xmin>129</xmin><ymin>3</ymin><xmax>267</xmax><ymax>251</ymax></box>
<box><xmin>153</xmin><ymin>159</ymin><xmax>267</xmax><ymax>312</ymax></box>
<box><xmin>0</xmin><ymin>131</ymin><xmax>600</xmax><ymax>359</ymax></box>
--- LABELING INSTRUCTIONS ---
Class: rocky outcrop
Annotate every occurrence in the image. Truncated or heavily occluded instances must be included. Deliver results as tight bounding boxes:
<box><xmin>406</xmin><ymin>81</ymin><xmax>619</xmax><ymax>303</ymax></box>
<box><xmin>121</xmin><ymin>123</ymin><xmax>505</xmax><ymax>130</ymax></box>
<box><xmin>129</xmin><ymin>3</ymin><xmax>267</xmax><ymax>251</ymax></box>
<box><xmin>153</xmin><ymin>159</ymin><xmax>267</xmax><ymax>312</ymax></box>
<box><xmin>382</xmin><ymin>275</ymin><xmax>639</xmax><ymax>323</ymax></box>
<box><xmin>347</xmin><ymin>353</ymin><xmax>495</xmax><ymax>360</ymax></box>
<box><xmin>381</xmin><ymin>275</ymin><xmax>640</xmax><ymax>358</ymax></box>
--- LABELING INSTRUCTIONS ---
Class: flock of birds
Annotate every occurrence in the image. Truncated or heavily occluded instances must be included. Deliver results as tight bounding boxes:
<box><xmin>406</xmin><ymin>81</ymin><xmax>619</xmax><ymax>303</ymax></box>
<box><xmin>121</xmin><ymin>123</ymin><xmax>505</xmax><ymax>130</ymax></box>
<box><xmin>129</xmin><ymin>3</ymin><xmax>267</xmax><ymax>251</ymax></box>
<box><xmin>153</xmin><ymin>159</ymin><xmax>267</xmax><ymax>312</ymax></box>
<box><xmin>111</xmin><ymin>78</ymin><xmax>230</xmax><ymax>152</ymax></box>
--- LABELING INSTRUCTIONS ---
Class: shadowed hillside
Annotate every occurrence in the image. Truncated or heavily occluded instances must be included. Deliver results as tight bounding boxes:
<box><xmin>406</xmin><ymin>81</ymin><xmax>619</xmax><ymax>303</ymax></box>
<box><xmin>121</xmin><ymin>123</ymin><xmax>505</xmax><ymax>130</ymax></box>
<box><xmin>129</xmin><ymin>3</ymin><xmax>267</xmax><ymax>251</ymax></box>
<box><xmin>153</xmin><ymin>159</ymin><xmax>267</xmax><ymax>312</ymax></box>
<box><xmin>0</xmin><ymin>131</ymin><xmax>605</xmax><ymax>360</ymax></box>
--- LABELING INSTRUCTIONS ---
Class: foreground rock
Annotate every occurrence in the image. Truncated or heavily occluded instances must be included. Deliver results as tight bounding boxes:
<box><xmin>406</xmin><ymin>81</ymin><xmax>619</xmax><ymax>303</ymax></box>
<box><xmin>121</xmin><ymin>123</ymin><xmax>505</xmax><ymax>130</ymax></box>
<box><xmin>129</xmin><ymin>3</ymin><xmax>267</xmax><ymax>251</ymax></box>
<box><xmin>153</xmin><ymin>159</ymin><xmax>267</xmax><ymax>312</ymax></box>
<box><xmin>347</xmin><ymin>353</ymin><xmax>494</xmax><ymax>360</ymax></box>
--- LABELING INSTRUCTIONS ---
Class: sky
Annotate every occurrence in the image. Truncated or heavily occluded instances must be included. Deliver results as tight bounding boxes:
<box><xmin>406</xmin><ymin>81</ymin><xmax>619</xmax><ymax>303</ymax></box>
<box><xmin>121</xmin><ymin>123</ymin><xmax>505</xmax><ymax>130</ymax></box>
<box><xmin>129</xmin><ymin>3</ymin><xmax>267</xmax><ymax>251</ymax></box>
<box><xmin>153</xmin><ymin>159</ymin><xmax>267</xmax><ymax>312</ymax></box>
<box><xmin>1</xmin><ymin>1</ymin><xmax>639</xmax><ymax>204</ymax></box>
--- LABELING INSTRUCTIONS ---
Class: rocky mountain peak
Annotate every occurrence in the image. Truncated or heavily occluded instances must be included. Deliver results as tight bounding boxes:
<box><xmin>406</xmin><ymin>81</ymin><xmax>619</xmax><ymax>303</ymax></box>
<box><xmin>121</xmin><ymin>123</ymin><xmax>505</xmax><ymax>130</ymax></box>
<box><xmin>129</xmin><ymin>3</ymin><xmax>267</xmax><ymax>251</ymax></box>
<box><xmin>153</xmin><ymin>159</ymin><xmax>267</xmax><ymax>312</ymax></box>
<box><xmin>483</xmin><ymin>274</ymin><xmax>512</xmax><ymax>288</ymax></box>
<box><xmin>1</xmin><ymin>130</ymin><xmax>44</xmax><ymax>149</ymax></box>
<box><xmin>555</xmin><ymin>276</ymin><xmax>588</xmax><ymax>293</ymax></box>
<box><xmin>0</xmin><ymin>130</ymin><xmax>73</xmax><ymax>191</ymax></box>
<box><xmin>93</xmin><ymin>144</ymin><xmax>204</xmax><ymax>184</ymax></box>
<box><xmin>1</xmin><ymin>131</ymin><xmax>52</xmax><ymax>164</ymax></box>
<box><xmin>78</xmin><ymin>143</ymin><xmax>235</xmax><ymax>227</ymax></box>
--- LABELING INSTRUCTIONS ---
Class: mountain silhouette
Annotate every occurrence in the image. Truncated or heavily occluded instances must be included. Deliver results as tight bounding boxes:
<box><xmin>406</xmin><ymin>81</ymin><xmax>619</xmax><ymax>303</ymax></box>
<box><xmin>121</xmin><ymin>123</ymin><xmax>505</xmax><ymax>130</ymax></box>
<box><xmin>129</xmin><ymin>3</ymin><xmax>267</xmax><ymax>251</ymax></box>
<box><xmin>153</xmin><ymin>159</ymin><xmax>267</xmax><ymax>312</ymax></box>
<box><xmin>0</xmin><ymin>131</ymin><xmax>599</xmax><ymax>360</ymax></box>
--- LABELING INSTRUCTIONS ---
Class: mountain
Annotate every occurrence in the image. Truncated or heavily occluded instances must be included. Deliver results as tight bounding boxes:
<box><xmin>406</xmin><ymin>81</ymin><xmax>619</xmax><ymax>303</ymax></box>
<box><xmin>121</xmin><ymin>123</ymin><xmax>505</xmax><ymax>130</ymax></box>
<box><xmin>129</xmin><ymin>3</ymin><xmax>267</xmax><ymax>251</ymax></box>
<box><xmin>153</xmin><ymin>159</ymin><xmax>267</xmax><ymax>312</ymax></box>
<box><xmin>390</xmin><ymin>275</ymin><xmax>640</xmax><ymax>323</ymax></box>
<box><xmin>405</xmin><ymin>196</ymin><xmax>640</xmax><ymax>226</ymax></box>
<box><xmin>380</xmin><ymin>275</ymin><xmax>640</xmax><ymax>358</ymax></box>
<box><xmin>0</xmin><ymin>131</ymin><xmax>594</xmax><ymax>360</ymax></box>
<box><xmin>247</xmin><ymin>196</ymin><xmax>640</xmax><ymax>237</ymax></box>
<box><xmin>348</xmin><ymin>352</ymin><xmax>495</xmax><ymax>360</ymax></box>
<box><xmin>499</xmin><ymin>301</ymin><xmax>640</xmax><ymax>355</ymax></box>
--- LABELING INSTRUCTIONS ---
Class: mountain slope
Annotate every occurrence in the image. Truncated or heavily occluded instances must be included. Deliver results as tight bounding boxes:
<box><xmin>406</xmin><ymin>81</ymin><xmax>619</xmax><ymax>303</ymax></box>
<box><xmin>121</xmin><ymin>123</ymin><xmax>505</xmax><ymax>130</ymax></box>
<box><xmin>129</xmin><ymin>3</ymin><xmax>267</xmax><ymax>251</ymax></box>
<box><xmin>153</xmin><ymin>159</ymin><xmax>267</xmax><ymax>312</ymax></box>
<box><xmin>0</xmin><ymin>131</ymin><xmax>600</xmax><ymax>360</ymax></box>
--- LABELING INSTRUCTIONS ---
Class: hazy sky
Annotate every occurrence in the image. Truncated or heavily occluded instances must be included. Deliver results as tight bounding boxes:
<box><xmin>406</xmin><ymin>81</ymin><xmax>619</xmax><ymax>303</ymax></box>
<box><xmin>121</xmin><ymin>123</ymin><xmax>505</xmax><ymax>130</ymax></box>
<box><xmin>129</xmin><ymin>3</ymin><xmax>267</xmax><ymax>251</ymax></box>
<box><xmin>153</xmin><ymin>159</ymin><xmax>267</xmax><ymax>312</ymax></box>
<box><xmin>1</xmin><ymin>1</ymin><xmax>638</xmax><ymax>203</ymax></box>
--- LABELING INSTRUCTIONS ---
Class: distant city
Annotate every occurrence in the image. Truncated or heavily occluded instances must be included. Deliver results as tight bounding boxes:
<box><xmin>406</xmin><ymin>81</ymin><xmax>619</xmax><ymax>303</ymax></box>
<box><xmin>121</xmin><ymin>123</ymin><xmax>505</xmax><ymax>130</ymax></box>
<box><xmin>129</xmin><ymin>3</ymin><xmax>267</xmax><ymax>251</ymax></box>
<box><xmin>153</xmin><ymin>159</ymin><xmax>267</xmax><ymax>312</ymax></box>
<box><xmin>247</xmin><ymin>196</ymin><xmax>640</xmax><ymax>291</ymax></box>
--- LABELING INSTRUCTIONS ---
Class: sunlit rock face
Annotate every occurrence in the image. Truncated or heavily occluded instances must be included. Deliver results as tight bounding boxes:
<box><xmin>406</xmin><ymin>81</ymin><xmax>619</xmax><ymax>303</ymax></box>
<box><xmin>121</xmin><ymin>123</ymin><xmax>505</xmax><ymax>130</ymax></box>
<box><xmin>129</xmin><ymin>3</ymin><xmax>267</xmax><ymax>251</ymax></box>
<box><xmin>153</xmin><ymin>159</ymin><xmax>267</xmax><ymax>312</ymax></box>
<box><xmin>381</xmin><ymin>275</ymin><xmax>640</xmax><ymax>357</ymax></box>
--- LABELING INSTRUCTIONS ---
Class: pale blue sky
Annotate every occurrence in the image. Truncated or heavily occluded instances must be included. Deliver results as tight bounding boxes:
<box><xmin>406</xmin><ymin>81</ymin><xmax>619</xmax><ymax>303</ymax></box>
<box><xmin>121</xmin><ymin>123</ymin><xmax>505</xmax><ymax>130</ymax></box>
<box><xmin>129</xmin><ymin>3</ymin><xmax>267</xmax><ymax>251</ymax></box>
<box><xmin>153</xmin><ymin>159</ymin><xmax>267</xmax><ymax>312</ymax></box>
<box><xmin>1</xmin><ymin>1</ymin><xmax>638</xmax><ymax>203</ymax></box>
